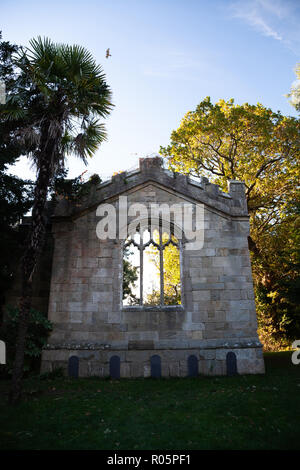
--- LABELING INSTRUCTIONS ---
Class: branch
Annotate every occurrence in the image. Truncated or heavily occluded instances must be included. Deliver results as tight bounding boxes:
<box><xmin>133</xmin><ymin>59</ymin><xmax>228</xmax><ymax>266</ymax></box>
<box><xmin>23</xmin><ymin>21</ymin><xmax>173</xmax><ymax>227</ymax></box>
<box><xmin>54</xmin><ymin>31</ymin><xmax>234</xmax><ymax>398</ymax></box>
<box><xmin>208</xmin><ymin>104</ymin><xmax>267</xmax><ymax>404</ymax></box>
<box><xmin>246</xmin><ymin>155</ymin><xmax>286</xmax><ymax>198</ymax></box>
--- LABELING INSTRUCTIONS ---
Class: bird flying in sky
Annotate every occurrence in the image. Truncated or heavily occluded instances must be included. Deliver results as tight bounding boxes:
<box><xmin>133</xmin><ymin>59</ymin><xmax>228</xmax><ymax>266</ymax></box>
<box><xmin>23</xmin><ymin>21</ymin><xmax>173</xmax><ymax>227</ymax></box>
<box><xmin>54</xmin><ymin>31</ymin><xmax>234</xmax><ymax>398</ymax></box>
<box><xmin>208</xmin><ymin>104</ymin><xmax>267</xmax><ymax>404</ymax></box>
<box><xmin>106</xmin><ymin>48</ymin><xmax>111</xmax><ymax>59</ymax></box>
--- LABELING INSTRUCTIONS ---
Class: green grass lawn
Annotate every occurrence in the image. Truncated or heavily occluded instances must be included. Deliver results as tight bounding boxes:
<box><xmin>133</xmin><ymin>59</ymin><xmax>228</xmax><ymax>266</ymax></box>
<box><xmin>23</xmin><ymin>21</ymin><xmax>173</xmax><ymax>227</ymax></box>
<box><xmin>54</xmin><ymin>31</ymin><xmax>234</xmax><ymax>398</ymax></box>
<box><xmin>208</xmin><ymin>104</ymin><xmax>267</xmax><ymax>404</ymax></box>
<box><xmin>0</xmin><ymin>351</ymin><xmax>299</xmax><ymax>450</ymax></box>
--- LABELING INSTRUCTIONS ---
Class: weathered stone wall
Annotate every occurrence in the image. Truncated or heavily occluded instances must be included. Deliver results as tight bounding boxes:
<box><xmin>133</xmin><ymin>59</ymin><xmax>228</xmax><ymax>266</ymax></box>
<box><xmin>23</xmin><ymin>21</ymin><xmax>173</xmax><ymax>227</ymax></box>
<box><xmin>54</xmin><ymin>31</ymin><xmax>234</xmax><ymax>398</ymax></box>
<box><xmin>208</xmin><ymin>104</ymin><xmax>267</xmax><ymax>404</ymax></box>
<box><xmin>41</xmin><ymin>158</ymin><xmax>265</xmax><ymax>377</ymax></box>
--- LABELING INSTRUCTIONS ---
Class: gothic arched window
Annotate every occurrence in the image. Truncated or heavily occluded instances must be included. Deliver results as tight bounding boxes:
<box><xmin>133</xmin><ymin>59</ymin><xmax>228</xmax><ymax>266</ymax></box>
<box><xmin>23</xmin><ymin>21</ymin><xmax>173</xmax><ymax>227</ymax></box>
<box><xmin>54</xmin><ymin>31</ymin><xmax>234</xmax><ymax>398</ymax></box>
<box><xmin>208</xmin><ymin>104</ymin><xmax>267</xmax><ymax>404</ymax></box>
<box><xmin>122</xmin><ymin>223</ymin><xmax>181</xmax><ymax>307</ymax></box>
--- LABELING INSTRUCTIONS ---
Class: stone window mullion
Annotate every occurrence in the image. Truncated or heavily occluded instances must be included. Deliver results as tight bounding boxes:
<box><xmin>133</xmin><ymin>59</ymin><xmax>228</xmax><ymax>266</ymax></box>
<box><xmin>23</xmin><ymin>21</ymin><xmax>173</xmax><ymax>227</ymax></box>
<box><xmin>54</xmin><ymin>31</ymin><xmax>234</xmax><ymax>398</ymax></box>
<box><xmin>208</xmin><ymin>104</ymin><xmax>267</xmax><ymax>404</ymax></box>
<box><xmin>139</xmin><ymin>232</ymin><xmax>143</xmax><ymax>306</ymax></box>
<box><xmin>159</xmin><ymin>224</ymin><xmax>164</xmax><ymax>307</ymax></box>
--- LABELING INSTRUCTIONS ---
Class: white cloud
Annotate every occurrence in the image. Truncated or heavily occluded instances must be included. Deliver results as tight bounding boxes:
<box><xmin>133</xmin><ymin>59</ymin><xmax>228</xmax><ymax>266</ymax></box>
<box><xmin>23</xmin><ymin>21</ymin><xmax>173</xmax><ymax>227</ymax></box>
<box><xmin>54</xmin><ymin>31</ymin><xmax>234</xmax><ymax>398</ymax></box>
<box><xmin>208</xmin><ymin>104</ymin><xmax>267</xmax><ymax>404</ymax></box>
<box><xmin>230</xmin><ymin>0</ymin><xmax>300</xmax><ymax>49</ymax></box>
<box><xmin>256</xmin><ymin>0</ymin><xmax>290</xmax><ymax>19</ymax></box>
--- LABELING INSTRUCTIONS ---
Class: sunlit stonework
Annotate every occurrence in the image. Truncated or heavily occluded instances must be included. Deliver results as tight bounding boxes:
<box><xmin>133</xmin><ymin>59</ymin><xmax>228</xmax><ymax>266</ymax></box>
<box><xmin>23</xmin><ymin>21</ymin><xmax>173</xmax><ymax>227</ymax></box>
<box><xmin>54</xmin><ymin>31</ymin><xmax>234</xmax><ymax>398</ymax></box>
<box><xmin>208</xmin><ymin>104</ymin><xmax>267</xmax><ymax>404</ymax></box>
<box><xmin>36</xmin><ymin>157</ymin><xmax>265</xmax><ymax>377</ymax></box>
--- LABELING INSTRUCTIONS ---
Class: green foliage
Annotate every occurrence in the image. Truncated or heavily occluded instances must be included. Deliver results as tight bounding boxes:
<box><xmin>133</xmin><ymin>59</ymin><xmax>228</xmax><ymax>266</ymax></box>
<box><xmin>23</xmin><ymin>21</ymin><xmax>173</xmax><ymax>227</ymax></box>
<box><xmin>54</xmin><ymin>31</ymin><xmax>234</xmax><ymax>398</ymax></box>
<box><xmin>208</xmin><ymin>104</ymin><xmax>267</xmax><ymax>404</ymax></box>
<box><xmin>1</xmin><ymin>35</ymin><xmax>113</xmax><ymax>170</ymax></box>
<box><xmin>123</xmin><ymin>247</ymin><xmax>139</xmax><ymax>304</ymax></box>
<box><xmin>160</xmin><ymin>97</ymin><xmax>300</xmax><ymax>347</ymax></box>
<box><xmin>160</xmin><ymin>97</ymin><xmax>299</xmax><ymax>217</ymax></box>
<box><xmin>254</xmin><ymin>202</ymin><xmax>300</xmax><ymax>349</ymax></box>
<box><xmin>0</xmin><ymin>32</ymin><xmax>34</xmax><ymax>319</ymax></box>
<box><xmin>0</xmin><ymin>173</ymin><xmax>33</xmax><ymax>319</ymax></box>
<box><xmin>51</xmin><ymin>168</ymin><xmax>101</xmax><ymax>202</ymax></box>
<box><xmin>0</xmin><ymin>33</ymin><xmax>112</xmax><ymax>401</ymax></box>
<box><xmin>163</xmin><ymin>241</ymin><xmax>181</xmax><ymax>305</ymax></box>
<box><xmin>145</xmin><ymin>232</ymin><xmax>181</xmax><ymax>306</ymax></box>
<box><xmin>0</xmin><ymin>307</ymin><xmax>53</xmax><ymax>376</ymax></box>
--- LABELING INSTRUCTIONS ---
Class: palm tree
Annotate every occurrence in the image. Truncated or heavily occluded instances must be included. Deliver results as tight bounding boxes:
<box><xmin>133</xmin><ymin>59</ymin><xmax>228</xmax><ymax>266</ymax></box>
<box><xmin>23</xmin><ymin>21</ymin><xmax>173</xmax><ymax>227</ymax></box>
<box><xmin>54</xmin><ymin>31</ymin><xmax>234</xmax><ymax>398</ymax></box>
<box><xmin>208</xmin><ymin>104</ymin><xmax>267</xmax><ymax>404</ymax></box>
<box><xmin>7</xmin><ymin>37</ymin><xmax>113</xmax><ymax>403</ymax></box>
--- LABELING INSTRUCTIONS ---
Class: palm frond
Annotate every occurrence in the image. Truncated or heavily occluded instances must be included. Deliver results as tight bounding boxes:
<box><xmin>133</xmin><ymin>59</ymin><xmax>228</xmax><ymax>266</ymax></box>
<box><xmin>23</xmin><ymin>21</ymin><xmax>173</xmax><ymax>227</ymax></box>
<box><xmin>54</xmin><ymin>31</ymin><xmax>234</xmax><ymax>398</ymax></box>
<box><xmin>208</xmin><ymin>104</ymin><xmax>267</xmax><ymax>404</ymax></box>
<box><xmin>67</xmin><ymin>119</ymin><xmax>107</xmax><ymax>163</ymax></box>
<box><xmin>9</xmin><ymin>36</ymin><xmax>113</xmax><ymax>170</ymax></box>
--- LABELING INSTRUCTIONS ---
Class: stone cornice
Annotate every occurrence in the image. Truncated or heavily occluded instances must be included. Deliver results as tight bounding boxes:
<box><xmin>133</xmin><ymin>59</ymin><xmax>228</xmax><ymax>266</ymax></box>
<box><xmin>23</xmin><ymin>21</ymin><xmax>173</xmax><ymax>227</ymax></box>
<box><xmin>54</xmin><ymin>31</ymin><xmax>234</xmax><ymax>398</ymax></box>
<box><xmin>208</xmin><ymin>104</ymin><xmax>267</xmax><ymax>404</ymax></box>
<box><xmin>52</xmin><ymin>157</ymin><xmax>249</xmax><ymax>221</ymax></box>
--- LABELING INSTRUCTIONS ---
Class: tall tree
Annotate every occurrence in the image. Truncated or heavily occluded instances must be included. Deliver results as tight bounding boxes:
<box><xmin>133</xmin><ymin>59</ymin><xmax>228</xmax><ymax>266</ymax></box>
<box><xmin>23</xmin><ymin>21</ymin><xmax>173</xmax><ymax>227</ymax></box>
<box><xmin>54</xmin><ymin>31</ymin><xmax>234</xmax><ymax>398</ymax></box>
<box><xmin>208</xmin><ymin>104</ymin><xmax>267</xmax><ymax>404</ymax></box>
<box><xmin>0</xmin><ymin>32</ymin><xmax>34</xmax><ymax>322</ymax></box>
<box><xmin>1</xmin><ymin>37</ymin><xmax>113</xmax><ymax>403</ymax></box>
<box><xmin>160</xmin><ymin>97</ymin><xmax>300</xmax><ymax>346</ymax></box>
<box><xmin>160</xmin><ymin>97</ymin><xmax>299</xmax><ymax>257</ymax></box>
<box><xmin>254</xmin><ymin>201</ymin><xmax>300</xmax><ymax>349</ymax></box>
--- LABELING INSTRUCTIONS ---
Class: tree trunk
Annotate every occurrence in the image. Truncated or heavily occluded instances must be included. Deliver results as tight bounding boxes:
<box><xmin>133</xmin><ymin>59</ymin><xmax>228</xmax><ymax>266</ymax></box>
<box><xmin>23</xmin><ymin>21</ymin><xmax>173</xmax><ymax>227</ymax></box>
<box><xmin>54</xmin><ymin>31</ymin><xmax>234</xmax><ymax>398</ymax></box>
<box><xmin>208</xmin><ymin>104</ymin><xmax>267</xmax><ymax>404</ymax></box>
<box><xmin>247</xmin><ymin>235</ymin><xmax>261</xmax><ymax>258</ymax></box>
<box><xmin>9</xmin><ymin>135</ymin><xmax>54</xmax><ymax>404</ymax></box>
<box><xmin>9</xmin><ymin>281</ymin><xmax>32</xmax><ymax>403</ymax></box>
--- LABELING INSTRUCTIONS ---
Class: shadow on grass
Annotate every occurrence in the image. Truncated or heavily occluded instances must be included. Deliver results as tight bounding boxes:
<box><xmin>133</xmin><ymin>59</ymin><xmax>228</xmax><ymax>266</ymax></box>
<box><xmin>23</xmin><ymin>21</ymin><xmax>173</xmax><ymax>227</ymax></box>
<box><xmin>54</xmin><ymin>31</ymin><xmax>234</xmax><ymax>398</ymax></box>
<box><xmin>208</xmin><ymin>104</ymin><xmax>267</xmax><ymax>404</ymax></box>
<box><xmin>0</xmin><ymin>351</ymin><xmax>299</xmax><ymax>450</ymax></box>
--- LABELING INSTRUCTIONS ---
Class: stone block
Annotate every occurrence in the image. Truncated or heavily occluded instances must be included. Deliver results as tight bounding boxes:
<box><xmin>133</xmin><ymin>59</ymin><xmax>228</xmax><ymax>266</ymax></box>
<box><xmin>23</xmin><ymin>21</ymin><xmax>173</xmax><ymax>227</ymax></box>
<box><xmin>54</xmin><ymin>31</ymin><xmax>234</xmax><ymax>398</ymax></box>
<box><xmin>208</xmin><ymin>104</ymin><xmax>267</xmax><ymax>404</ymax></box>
<box><xmin>192</xmin><ymin>290</ymin><xmax>211</xmax><ymax>301</ymax></box>
<box><xmin>169</xmin><ymin>362</ymin><xmax>180</xmax><ymax>377</ymax></box>
<box><xmin>120</xmin><ymin>362</ymin><xmax>131</xmax><ymax>378</ymax></box>
<box><xmin>128</xmin><ymin>362</ymin><xmax>141</xmax><ymax>377</ymax></box>
<box><xmin>190</xmin><ymin>330</ymin><xmax>203</xmax><ymax>340</ymax></box>
<box><xmin>143</xmin><ymin>364</ymin><xmax>151</xmax><ymax>378</ymax></box>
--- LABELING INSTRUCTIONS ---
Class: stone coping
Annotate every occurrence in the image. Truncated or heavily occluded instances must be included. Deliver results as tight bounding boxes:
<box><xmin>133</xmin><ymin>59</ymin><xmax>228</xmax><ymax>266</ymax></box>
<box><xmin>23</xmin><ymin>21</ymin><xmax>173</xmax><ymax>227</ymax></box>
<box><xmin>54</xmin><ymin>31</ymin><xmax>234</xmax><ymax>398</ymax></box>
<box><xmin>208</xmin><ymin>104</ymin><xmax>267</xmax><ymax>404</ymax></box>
<box><xmin>121</xmin><ymin>305</ymin><xmax>184</xmax><ymax>312</ymax></box>
<box><xmin>52</xmin><ymin>157</ymin><xmax>248</xmax><ymax>220</ymax></box>
<box><xmin>43</xmin><ymin>339</ymin><xmax>262</xmax><ymax>351</ymax></box>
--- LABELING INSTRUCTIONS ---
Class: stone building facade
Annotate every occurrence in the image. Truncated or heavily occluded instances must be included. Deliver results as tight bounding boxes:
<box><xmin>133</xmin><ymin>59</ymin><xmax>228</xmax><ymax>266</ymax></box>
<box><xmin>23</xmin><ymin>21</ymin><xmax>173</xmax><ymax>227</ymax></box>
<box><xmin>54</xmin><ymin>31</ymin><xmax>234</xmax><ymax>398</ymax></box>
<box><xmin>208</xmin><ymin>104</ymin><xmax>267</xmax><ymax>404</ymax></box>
<box><xmin>41</xmin><ymin>157</ymin><xmax>265</xmax><ymax>377</ymax></box>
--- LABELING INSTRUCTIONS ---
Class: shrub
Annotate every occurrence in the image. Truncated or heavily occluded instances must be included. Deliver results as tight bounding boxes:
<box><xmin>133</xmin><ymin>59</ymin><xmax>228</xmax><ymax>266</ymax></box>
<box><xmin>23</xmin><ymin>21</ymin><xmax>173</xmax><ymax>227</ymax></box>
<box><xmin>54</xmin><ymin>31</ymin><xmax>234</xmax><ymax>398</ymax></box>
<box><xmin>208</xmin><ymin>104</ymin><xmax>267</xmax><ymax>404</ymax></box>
<box><xmin>0</xmin><ymin>306</ymin><xmax>53</xmax><ymax>377</ymax></box>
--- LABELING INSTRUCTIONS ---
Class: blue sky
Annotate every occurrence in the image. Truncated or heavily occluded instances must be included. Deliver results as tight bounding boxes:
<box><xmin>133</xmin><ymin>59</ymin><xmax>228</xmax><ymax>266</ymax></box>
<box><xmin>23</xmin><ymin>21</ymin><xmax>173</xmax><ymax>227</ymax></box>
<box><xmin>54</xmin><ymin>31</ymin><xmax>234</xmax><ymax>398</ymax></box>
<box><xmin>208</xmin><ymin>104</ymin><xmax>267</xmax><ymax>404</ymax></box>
<box><xmin>2</xmin><ymin>0</ymin><xmax>300</xmax><ymax>181</ymax></box>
